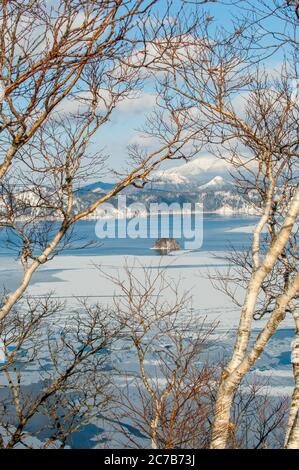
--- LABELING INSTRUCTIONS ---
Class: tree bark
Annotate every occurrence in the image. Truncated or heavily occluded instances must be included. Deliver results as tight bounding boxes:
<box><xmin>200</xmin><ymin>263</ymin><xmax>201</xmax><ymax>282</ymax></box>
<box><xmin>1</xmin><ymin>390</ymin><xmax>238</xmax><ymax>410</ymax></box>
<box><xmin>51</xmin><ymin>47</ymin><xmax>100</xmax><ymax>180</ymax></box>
<box><xmin>285</xmin><ymin>309</ymin><xmax>299</xmax><ymax>449</ymax></box>
<box><xmin>211</xmin><ymin>269</ymin><xmax>299</xmax><ymax>448</ymax></box>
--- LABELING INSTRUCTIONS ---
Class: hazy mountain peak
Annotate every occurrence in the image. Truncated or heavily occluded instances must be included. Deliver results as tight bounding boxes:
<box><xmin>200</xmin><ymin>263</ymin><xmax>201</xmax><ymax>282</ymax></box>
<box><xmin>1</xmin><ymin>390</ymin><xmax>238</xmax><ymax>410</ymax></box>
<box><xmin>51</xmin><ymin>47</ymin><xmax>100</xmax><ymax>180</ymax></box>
<box><xmin>198</xmin><ymin>176</ymin><xmax>229</xmax><ymax>190</ymax></box>
<box><xmin>153</xmin><ymin>156</ymin><xmax>229</xmax><ymax>187</ymax></box>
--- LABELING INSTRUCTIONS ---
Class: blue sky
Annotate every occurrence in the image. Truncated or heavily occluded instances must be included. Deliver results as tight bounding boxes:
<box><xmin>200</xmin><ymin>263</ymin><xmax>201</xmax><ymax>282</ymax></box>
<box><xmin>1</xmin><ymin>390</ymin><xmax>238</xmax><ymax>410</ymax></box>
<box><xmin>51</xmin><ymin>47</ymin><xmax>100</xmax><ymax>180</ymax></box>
<box><xmin>84</xmin><ymin>0</ymin><xmax>294</xmax><ymax>182</ymax></box>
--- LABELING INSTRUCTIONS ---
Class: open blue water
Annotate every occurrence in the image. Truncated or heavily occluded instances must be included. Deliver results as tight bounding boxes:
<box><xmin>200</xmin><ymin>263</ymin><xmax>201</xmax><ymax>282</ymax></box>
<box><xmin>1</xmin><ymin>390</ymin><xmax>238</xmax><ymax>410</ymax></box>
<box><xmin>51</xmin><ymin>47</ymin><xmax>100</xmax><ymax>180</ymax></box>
<box><xmin>0</xmin><ymin>214</ymin><xmax>259</xmax><ymax>257</ymax></box>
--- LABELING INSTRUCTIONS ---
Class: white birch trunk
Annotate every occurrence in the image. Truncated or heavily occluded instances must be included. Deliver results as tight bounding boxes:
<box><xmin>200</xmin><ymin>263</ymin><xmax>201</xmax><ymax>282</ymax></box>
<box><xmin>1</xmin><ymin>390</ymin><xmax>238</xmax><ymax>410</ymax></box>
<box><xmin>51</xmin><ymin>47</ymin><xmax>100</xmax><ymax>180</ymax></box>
<box><xmin>210</xmin><ymin>186</ymin><xmax>299</xmax><ymax>451</ymax></box>
<box><xmin>285</xmin><ymin>309</ymin><xmax>299</xmax><ymax>449</ymax></box>
<box><xmin>0</xmin><ymin>226</ymin><xmax>67</xmax><ymax>320</ymax></box>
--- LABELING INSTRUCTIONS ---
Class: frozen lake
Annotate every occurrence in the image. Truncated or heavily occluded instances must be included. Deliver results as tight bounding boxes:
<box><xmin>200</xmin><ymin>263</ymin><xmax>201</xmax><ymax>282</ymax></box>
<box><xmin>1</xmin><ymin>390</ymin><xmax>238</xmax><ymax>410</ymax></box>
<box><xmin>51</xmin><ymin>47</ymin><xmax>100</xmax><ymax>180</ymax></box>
<box><xmin>0</xmin><ymin>214</ymin><xmax>294</xmax><ymax>448</ymax></box>
<box><xmin>0</xmin><ymin>214</ymin><xmax>259</xmax><ymax>258</ymax></box>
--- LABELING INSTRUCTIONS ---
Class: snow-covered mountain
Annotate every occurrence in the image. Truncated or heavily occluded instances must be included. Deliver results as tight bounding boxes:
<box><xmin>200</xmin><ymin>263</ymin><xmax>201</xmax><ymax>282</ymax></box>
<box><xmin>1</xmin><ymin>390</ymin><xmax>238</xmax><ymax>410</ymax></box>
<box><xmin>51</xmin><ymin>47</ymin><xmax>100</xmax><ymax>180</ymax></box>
<box><xmin>70</xmin><ymin>156</ymin><xmax>259</xmax><ymax>215</ymax></box>
<box><xmin>74</xmin><ymin>174</ymin><xmax>260</xmax><ymax>216</ymax></box>
<box><xmin>197</xmin><ymin>176</ymin><xmax>231</xmax><ymax>191</ymax></box>
<box><xmin>152</xmin><ymin>156</ymin><xmax>229</xmax><ymax>190</ymax></box>
<box><xmin>1</xmin><ymin>157</ymin><xmax>261</xmax><ymax>219</ymax></box>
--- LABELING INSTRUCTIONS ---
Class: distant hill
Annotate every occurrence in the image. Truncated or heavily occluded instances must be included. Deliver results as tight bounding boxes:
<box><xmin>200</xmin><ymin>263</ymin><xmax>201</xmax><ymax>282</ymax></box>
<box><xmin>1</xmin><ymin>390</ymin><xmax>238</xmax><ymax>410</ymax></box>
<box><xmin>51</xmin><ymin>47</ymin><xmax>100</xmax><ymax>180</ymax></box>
<box><xmin>75</xmin><ymin>173</ymin><xmax>260</xmax><ymax>216</ymax></box>
<box><xmin>75</xmin><ymin>181</ymin><xmax>115</xmax><ymax>195</ymax></box>
<box><xmin>3</xmin><ymin>158</ymin><xmax>261</xmax><ymax>219</ymax></box>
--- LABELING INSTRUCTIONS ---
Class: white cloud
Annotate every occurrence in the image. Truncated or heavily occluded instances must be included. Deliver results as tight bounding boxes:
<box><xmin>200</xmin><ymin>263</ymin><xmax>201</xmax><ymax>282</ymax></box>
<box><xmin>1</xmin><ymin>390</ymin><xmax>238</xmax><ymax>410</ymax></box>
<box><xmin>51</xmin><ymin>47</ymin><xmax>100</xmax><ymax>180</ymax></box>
<box><xmin>128</xmin><ymin>133</ymin><xmax>157</xmax><ymax>146</ymax></box>
<box><xmin>53</xmin><ymin>90</ymin><xmax>156</xmax><ymax>118</ymax></box>
<box><xmin>117</xmin><ymin>91</ymin><xmax>156</xmax><ymax>114</ymax></box>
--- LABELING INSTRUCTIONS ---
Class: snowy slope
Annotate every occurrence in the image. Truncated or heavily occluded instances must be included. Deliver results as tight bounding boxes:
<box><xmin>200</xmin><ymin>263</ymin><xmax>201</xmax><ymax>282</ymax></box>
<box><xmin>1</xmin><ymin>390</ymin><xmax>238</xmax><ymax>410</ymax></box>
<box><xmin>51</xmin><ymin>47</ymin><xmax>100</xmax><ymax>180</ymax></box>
<box><xmin>153</xmin><ymin>156</ymin><xmax>229</xmax><ymax>189</ymax></box>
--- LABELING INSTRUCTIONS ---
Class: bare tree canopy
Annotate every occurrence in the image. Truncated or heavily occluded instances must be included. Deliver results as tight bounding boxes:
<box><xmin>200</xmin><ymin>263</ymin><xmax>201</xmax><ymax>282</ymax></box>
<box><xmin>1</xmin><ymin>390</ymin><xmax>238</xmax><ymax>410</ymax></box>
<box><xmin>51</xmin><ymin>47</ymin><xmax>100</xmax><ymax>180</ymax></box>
<box><xmin>0</xmin><ymin>0</ymin><xmax>298</xmax><ymax>452</ymax></box>
<box><xmin>0</xmin><ymin>0</ymin><xmax>209</xmax><ymax>320</ymax></box>
<box><xmin>141</xmin><ymin>0</ymin><xmax>299</xmax><ymax>449</ymax></box>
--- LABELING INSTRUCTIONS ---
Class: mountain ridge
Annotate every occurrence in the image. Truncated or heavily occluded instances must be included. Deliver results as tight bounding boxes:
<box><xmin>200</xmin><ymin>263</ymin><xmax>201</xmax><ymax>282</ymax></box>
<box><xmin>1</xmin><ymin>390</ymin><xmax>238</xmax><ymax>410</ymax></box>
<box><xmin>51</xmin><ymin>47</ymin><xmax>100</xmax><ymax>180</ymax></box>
<box><xmin>75</xmin><ymin>174</ymin><xmax>260</xmax><ymax>216</ymax></box>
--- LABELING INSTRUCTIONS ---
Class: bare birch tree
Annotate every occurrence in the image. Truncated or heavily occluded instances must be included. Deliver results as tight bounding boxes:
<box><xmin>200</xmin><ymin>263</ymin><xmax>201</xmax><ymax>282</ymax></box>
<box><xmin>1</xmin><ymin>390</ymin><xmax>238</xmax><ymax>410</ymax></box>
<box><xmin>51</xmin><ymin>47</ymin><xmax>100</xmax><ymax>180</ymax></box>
<box><xmin>0</xmin><ymin>0</ymin><xmax>163</xmax><ymax>179</ymax></box>
<box><xmin>223</xmin><ymin>377</ymin><xmax>289</xmax><ymax>449</ymax></box>
<box><xmin>155</xmin><ymin>16</ymin><xmax>299</xmax><ymax>447</ymax></box>
<box><xmin>0</xmin><ymin>1</ymin><xmax>211</xmax><ymax>320</ymax></box>
<box><xmin>101</xmin><ymin>262</ymin><xmax>289</xmax><ymax>449</ymax></box>
<box><xmin>0</xmin><ymin>295</ymin><xmax>119</xmax><ymax>448</ymax></box>
<box><xmin>229</xmin><ymin>0</ymin><xmax>298</xmax><ymax>48</ymax></box>
<box><xmin>105</xmin><ymin>263</ymin><xmax>216</xmax><ymax>449</ymax></box>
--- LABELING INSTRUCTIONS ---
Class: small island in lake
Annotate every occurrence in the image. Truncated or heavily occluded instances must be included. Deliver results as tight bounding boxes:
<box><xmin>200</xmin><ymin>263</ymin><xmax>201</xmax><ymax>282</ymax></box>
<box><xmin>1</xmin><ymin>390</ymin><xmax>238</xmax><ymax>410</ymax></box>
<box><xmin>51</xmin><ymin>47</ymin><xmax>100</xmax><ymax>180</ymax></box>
<box><xmin>153</xmin><ymin>238</ymin><xmax>180</xmax><ymax>254</ymax></box>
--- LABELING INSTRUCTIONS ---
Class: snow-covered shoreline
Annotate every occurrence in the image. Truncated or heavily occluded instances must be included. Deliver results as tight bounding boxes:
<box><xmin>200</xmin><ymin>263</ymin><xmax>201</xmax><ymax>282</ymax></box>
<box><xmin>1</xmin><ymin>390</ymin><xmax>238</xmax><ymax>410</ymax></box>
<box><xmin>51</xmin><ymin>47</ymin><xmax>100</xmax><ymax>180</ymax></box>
<box><xmin>1</xmin><ymin>207</ymin><xmax>261</xmax><ymax>223</ymax></box>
